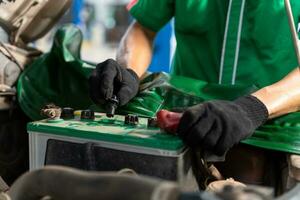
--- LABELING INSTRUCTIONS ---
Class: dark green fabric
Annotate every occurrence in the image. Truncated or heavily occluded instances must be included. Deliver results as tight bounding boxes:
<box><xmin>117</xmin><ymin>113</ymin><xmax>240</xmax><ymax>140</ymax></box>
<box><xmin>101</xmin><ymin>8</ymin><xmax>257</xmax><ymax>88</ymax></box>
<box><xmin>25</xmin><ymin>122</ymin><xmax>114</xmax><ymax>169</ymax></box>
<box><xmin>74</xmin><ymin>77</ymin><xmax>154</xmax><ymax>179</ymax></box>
<box><xmin>17</xmin><ymin>25</ymin><xmax>94</xmax><ymax>120</ymax></box>
<box><xmin>129</xmin><ymin>0</ymin><xmax>300</xmax><ymax>86</ymax></box>
<box><xmin>17</xmin><ymin>25</ymin><xmax>300</xmax><ymax>154</ymax></box>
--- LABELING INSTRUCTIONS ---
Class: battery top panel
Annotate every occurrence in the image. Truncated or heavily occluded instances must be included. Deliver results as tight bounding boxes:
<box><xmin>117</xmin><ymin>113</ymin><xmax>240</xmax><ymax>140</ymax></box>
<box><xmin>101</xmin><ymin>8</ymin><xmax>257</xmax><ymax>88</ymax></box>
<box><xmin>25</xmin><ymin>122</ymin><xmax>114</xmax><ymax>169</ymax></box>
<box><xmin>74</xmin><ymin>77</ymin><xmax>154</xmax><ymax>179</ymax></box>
<box><xmin>27</xmin><ymin>112</ymin><xmax>184</xmax><ymax>151</ymax></box>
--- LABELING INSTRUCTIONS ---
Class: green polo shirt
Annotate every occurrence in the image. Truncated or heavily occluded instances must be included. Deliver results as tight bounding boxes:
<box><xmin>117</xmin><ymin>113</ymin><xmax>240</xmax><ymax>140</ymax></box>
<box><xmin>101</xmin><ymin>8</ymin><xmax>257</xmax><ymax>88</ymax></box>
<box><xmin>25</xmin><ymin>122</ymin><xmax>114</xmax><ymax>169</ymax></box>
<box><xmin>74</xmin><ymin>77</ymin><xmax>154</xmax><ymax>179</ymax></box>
<box><xmin>128</xmin><ymin>0</ymin><xmax>300</xmax><ymax>88</ymax></box>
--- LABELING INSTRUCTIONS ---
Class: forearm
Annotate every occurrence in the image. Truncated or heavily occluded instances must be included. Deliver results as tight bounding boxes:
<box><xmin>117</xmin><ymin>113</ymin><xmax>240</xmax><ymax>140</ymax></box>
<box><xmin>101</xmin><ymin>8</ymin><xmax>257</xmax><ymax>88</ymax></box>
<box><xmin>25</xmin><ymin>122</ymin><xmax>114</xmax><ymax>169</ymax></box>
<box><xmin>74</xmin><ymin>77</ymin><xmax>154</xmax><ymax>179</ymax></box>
<box><xmin>116</xmin><ymin>21</ymin><xmax>156</xmax><ymax>78</ymax></box>
<box><xmin>252</xmin><ymin>67</ymin><xmax>300</xmax><ymax>118</ymax></box>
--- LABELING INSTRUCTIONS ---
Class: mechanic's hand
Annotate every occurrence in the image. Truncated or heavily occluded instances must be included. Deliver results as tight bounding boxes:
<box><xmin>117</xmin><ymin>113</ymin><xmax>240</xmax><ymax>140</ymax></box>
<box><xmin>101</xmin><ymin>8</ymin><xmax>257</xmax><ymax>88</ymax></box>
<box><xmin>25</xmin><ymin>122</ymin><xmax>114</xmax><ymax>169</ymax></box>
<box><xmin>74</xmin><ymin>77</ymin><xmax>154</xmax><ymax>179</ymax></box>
<box><xmin>88</xmin><ymin>59</ymin><xmax>139</xmax><ymax>106</ymax></box>
<box><xmin>177</xmin><ymin>95</ymin><xmax>269</xmax><ymax>156</ymax></box>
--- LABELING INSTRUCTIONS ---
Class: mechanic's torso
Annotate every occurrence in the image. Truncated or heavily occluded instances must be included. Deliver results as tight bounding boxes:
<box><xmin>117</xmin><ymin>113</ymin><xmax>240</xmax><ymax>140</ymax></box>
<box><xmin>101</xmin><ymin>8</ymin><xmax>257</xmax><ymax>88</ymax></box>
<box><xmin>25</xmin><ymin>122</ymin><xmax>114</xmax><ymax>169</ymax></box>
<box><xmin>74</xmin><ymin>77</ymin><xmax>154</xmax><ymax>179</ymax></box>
<box><xmin>172</xmin><ymin>0</ymin><xmax>300</xmax><ymax>87</ymax></box>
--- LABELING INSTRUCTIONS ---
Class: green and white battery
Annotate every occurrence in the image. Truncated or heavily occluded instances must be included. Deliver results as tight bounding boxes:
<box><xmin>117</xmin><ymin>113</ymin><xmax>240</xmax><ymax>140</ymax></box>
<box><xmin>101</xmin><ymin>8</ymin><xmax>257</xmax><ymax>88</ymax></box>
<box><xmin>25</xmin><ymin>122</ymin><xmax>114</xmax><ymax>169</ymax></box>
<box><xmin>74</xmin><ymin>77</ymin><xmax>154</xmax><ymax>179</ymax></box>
<box><xmin>27</xmin><ymin>112</ymin><xmax>196</xmax><ymax>189</ymax></box>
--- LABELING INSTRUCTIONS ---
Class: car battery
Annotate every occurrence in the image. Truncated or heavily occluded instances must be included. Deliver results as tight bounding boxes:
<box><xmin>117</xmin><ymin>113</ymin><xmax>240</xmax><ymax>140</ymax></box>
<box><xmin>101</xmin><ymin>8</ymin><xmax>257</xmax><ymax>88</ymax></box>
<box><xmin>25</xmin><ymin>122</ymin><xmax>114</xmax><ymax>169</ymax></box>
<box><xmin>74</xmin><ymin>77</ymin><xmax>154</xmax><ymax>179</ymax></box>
<box><xmin>27</xmin><ymin>110</ymin><xmax>197</xmax><ymax>190</ymax></box>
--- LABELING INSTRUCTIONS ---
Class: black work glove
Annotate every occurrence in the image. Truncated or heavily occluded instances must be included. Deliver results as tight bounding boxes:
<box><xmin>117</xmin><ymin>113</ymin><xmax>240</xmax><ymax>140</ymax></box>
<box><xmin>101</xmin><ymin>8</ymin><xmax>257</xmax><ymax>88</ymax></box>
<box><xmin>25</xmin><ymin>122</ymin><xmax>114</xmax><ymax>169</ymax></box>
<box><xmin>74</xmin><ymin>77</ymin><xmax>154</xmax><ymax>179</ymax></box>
<box><xmin>88</xmin><ymin>59</ymin><xmax>139</xmax><ymax>106</ymax></box>
<box><xmin>177</xmin><ymin>95</ymin><xmax>268</xmax><ymax>156</ymax></box>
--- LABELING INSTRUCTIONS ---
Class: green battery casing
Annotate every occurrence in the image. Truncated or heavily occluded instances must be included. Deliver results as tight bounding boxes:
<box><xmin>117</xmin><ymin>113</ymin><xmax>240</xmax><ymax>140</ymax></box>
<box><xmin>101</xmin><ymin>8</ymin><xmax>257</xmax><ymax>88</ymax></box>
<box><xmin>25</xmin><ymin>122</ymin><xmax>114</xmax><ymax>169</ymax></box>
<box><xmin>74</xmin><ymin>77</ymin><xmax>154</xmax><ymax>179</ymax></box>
<box><xmin>27</xmin><ymin>114</ymin><xmax>184</xmax><ymax>151</ymax></box>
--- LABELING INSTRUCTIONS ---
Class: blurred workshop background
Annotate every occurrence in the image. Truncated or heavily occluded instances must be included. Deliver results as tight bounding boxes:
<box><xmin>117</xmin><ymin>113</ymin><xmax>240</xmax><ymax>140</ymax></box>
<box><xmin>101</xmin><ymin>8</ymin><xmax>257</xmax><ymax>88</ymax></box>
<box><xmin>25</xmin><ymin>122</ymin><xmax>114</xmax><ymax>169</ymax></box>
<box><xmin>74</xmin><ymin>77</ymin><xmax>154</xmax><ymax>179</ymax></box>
<box><xmin>35</xmin><ymin>0</ymin><xmax>175</xmax><ymax>73</ymax></box>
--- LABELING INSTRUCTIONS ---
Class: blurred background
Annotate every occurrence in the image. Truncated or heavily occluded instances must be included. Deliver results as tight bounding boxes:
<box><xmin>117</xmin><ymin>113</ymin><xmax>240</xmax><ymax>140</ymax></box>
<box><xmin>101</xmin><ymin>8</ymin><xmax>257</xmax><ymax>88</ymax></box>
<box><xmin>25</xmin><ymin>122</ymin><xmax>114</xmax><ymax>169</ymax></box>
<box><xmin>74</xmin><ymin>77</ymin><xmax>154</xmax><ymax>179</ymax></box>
<box><xmin>35</xmin><ymin>0</ymin><xmax>175</xmax><ymax>73</ymax></box>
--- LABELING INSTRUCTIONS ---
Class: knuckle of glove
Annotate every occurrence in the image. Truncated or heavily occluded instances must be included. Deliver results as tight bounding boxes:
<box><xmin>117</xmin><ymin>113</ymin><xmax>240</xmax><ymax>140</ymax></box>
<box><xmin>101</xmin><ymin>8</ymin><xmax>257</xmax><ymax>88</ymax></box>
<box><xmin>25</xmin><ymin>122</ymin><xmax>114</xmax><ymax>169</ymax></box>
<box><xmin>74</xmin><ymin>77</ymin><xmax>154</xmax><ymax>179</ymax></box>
<box><xmin>189</xmin><ymin>104</ymin><xmax>220</xmax><ymax>148</ymax></box>
<box><xmin>101</xmin><ymin>58</ymin><xmax>119</xmax><ymax>68</ymax></box>
<box><xmin>177</xmin><ymin>103</ymin><xmax>207</xmax><ymax>142</ymax></box>
<box><xmin>117</xmin><ymin>69</ymin><xmax>139</xmax><ymax>105</ymax></box>
<box><xmin>96</xmin><ymin>60</ymin><xmax>118</xmax><ymax>76</ymax></box>
<box><xmin>117</xmin><ymin>87</ymin><xmax>135</xmax><ymax>106</ymax></box>
<box><xmin>124</xmin><ymin>69</ymin><xmax>140</xmax><ymax>92</ymax></box>
<box><xmin>125</xmin><ymin>69</ymin><xmax>139</xmax><ymax>85</ymax></box>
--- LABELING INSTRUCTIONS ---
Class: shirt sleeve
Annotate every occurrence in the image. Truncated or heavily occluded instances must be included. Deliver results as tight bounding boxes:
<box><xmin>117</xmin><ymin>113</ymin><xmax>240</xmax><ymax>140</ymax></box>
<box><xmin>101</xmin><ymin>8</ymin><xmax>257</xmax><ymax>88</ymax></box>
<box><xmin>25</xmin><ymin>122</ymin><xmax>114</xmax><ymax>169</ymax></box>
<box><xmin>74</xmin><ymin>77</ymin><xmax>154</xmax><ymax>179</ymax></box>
<box><xmin>127</xmin><ymin>0</ymin><xmax>174</xmax><ymax>32</ymax></box>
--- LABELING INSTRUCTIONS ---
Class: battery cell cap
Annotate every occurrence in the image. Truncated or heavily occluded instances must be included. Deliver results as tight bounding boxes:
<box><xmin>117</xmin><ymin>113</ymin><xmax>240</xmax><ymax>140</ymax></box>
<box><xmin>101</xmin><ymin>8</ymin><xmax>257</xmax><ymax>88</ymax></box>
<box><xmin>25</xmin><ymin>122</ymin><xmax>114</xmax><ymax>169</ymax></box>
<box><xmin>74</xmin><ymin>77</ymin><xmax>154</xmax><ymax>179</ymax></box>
<box><xmin>125</xmin><ymin>114</ymin><xmax>139</xmax><ymax>125</ymax></box>
<box><xmin>61</xmin><ymin>107</ymin><xmax>74</xmax><ymax>119</ymax></box>
<box><xmin>81</xmin><ymin>109</ymin><xmax>95</xmax><ymax>120</ymax></box>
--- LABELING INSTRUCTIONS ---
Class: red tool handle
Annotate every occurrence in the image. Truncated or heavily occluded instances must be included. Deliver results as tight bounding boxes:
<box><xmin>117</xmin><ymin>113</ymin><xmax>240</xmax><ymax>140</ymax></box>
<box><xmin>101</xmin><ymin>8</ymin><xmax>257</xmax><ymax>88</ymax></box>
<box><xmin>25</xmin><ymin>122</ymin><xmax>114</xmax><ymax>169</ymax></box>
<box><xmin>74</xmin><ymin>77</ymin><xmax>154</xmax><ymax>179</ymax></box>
<box><xmin>156</xmin><ymin>110</ymin><xmax>183</xmax><ymax>134</ymax></box>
